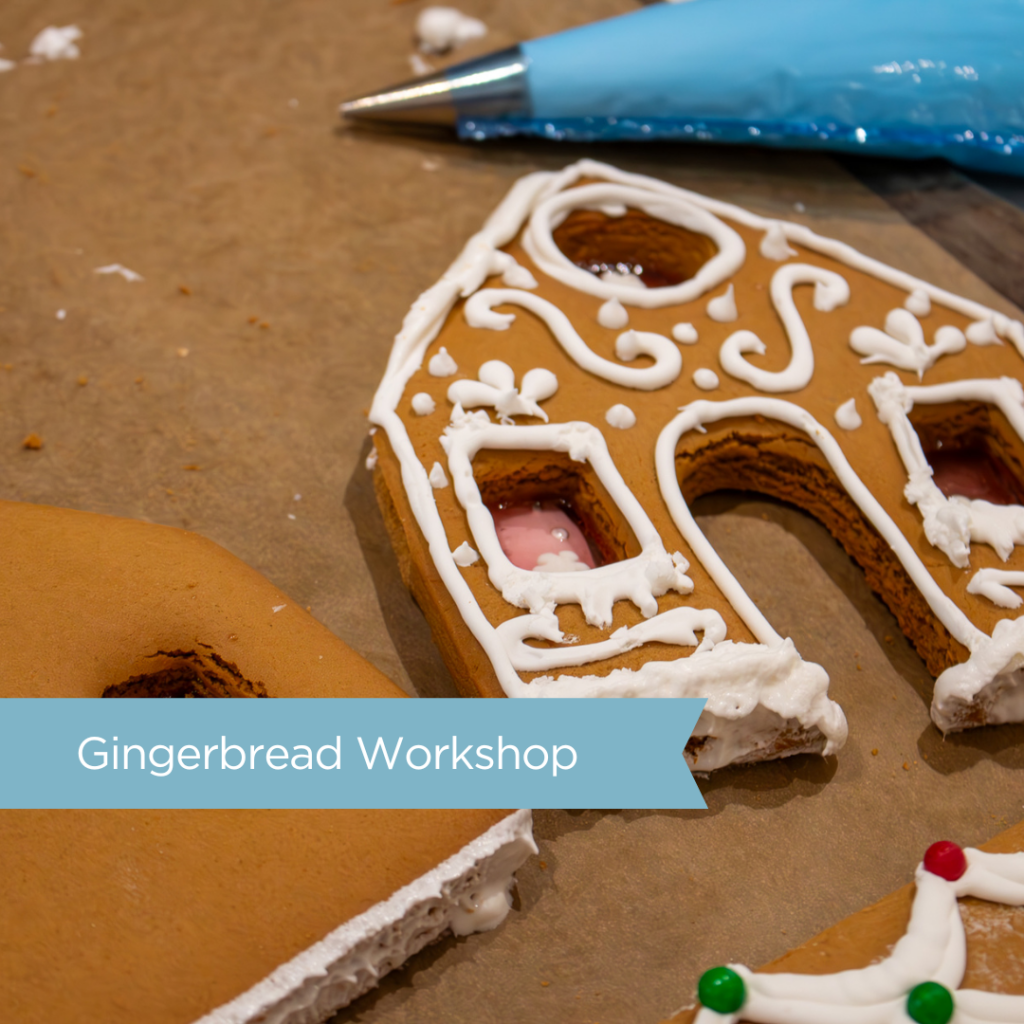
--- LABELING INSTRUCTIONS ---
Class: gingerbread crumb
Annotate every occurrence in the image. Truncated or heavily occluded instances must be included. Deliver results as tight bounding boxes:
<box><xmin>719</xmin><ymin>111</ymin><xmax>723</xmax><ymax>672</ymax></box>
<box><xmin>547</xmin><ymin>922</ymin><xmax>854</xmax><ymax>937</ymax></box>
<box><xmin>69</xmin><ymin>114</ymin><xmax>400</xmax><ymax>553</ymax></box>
<box><xmin>259</xmin><ymin>320</ymin><xmax>270</xmax><ymax>329</ymax></box>
<box><xmin>248</xmin><ymin>315</ymin><xmax>258</xmax><ymax>324</ymax></box>
<box><xmin>76</xmin><ymin>375</ymin><xmax>88</xmax><ymax>386</ymax></box>
<box><xmin>22</xmin><ymin>433</ymin><xmax>44</xmax><ymax>450</ymax></box>
<box><xmin>871</xmin><ymin>748</ymin><xmax>878</xmax><ymax>756</ymax></box>
<box><xmin>179</xmin><ymin>284</ymin><xmax>192</xmax><ymax>296</ymax></box>
<box><xmin>902</xmin><ymin>761</ymin><xmax>910</xmax><ymax>771</ymax></box>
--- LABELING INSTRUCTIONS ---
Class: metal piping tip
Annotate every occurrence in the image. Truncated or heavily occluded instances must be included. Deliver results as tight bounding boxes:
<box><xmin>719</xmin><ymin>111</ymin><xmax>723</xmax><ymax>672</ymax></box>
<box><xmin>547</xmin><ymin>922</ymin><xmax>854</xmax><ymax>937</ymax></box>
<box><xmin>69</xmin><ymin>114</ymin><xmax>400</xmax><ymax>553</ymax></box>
<box><xmin>340</xmin><ymin>46</ymin><xmax>530</xmax><ymax>127</ymax></box>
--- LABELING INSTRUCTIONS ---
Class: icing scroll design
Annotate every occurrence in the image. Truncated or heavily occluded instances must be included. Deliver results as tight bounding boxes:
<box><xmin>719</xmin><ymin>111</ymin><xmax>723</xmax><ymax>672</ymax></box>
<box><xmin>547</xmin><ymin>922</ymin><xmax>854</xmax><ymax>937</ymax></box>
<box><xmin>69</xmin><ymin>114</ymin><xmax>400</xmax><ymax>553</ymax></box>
<box><xmin>464</xmin><ymin>288</ymin><xmax>682</xmax><ymax>390</ymax></box>
<box><xmin>521</xmin><ymin>181</ymin><xmax>746</xmax><ymax>308</ymax></box>
<box><xmin>718</xmin><ymin>264</ymin><xmax>849</xmax><ymax>393</ymax></box>
<box><xmin>868</xmin><ymin>373</ymin><xmax>1024</xmax><ymax>566</ymax></box>
<box><xmin>851</xmin><ymin>308</ymin><xmax>966</xmax><ymax>378</ymax></box>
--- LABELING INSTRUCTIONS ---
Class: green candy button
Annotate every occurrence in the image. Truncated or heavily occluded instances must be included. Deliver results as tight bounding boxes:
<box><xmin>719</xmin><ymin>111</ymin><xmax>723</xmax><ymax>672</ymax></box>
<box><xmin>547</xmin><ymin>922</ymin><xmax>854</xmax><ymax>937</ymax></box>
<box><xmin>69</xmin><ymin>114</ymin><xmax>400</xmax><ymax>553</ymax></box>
<box><xmin>906</xmin><ymin>981</ymin><xmax>954</xmax><ymax>1024</ymax></box>
<box><xmin>698</xmin><ymin>966</ymin><xmax>746</xmax><ymax>1014</ymax></box>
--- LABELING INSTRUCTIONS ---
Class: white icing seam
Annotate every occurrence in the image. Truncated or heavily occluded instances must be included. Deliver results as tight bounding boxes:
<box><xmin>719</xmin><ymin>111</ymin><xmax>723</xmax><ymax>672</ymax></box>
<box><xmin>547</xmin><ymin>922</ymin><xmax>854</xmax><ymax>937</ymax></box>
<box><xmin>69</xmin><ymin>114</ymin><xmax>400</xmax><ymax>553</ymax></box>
<box><xmin>196</xmin><ymin>810</ymin><xmax>535</xmax><ymax>1024</ymax></box>
<box><xmin>868</xmin><ymin>374</ymin><xmax>1024</xmax><ymax>566</ymax></box>
<box><xmin>464</xmin><ymin>288</ymin><xmax>682</xmax><ymax>391</ymax></box>
<box><xmin>693</xmin><ymin>848</ymin><xmax>1024</xmax><ymax>1024</ymax></box>
<box><xmin>655</xmin><ymin>396</ymin><xmax>984</xmax><ymax>651</ymax></box>
<box><xmin>718</xmin><ymin>263</ymin><xmax>849</xmax><ymax>393</ymax></box>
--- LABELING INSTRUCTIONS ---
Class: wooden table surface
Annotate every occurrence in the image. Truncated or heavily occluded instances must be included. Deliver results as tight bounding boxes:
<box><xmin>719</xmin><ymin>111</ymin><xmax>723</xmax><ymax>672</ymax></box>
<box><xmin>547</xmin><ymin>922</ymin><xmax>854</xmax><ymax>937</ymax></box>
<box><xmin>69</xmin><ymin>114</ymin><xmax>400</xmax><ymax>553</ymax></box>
<box><xmin>2</xmin><ymin>3</ymin><xmax>1023</xmax><ymax>1023</ymax></box>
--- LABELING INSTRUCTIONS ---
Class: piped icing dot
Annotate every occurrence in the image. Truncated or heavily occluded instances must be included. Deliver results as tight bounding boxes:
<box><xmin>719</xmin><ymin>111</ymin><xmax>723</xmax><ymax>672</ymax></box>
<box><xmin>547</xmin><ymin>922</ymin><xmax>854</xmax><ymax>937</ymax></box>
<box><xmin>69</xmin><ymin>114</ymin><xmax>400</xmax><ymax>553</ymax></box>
<box><xmin>411</xmin><ymin>392</ymin><xmax>435</xmax><ymax>416</ymax></box>
<box><xmin>672</xmin><ymin>322</ymin><xmax>698</xmax><ymax>344</ymax></box>
<box><xmin>906</xmin><ymin>981</ymin><xmax>954</xmax><ymax>1024</ymax></box>
<box><xmin>698</xmin><ymin>967</ymin><xmax>745</xmax><ymax>1014</ymax></box>
<box><xmin>597</xmin><ymin>297</ymin><xmax>629</xmax><ymax>330</ymax></box>
<box><xmin>428</xmin><ymin>461</ymin><xmax>448</xmax><ymax>489</ymax></box>
<box><xmin>693</xmin><ymin>368</ymin><xmax>719</xmax><ymax>391</ymax></box>
<box><xmin>759</xmin><ymin>222</ymin><xmax>797</xmax><ymax>261</ymax></box>
<box><xmin>905</xmin><ymin>288</ymin><xmax>932</xmax><ymax>317</ymax></box>
<box><xmin>706</xmin><ymin>283</ymin><xmax>738</xmax><ymax>323</ymax></box>
<box><xmin>605</xmin><ymin>403</ymin><xmax>636</xmax><ymax>429</ymax></box>
<box><xmin>923</xmin><ymin>840</ymin><xmax>967</xmax><ymax>881</ymax></box>
<box><xmin>834</xmin><ymin>398</ymin><xmax>862</xmax><ymax>431</ymax></box>
<box><xmin>452</xmin><ymin>541</ymin><xmax>479</xmax><ymax>567</ymax></box>
<box><xmin>428</xmin><ymin>346</ymin><xmax>458</xmax><ymax>377</ymax></box>
<box><xmin>492</xmin><ymin>503</ymin><xmax>596</xmax><ymax>573</ymax></box>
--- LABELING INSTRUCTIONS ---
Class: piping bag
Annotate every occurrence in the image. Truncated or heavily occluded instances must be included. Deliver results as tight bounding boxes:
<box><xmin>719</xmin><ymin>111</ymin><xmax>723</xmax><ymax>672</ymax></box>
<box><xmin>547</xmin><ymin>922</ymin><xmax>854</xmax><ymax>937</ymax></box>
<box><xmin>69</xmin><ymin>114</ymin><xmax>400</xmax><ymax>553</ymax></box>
<box><xmin>347</xmin><ymin>0</ymin><xmax>1024</xmax><ymax>176</ymax></box>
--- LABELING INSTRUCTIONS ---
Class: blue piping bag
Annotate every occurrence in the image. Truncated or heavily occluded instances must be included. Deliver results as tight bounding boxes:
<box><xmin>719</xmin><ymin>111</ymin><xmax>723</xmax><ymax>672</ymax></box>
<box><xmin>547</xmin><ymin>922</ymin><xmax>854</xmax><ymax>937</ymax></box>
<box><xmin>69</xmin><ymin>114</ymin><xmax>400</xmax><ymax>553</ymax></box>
<box><xmin>460</xmin><ymin>0</ymin><xmax>1024</xmax><ymax>176</ymax></box>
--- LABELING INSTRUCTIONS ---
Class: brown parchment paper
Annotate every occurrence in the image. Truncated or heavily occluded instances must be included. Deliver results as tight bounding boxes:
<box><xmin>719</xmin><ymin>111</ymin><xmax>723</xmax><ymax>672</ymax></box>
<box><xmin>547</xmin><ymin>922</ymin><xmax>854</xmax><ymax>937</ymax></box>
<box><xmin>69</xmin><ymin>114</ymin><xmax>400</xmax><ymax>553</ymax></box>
<box><xmin>1</xmin><ymin>2</ymin><xmax>1022</xmax><ymax>1023</ymax></box>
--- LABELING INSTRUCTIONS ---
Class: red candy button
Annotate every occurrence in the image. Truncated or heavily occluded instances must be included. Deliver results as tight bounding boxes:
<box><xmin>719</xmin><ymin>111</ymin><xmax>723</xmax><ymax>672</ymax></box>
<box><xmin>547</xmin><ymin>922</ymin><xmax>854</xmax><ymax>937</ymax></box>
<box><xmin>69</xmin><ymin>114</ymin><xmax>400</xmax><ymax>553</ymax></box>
<box><xmin>923</xmin><ymin>841</ymin><xmax>967</xmax><ymax>881</ymax></box>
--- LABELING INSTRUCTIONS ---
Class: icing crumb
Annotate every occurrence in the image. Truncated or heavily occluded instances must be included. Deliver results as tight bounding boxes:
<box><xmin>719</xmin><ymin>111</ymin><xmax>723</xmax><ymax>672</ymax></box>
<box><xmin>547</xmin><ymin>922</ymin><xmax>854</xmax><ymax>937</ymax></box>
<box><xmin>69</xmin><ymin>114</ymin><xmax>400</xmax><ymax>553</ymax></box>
<box><xmin>411</xmin><ymin>392</ymin><xmax>436</xmax><ymax>416</ymax></box>
<box><xmin>272</xmin><ymin>604</ymin><xmax>286</xmax><ymax>614</ymax></box>
<box><xmin>415</xmin><ymin>7</ymin><xmax>486</xmax><ymax>54</ymax></box>
<box><xmin>793</xmin><ymin>201</ymin><xmax>806</xmax><ymax>213</ymax></box>
<box><xmin>693</xmin><ymin>368</ymin><xmax>719</xmax><ymax>391</ymax></box>
<box><xmin>0</xmin><ymin>57</ymin><xmax>15</xmax><ymax>74</ymax></box>
<box><xmin>452</xmin><ymin>541</ymin><xmax>479</xmax><ymax>567</ymax></box>
<box><xmin>365</xmin><ymin>448</ymin><xmax>379</xmax><ymax>471</ymax></box>
<box><xmin>94</xmin><ymin>263</ymin><xmax>143</xmax><ymax>282</ymax></box>
<box><xmin>706</xmin><ymin>283</ymin><xmax>737</xmax><ymax>322</ymax></box>
<box><xmin>29</xmin><ymin>25</ymin><xmax>82</xmax><ymax>62</ymax></box>
<box><xmin>428</xmin><ymin>346</ymin><xmax>458</xmax><ymax>377</ymax></box>
<box><xmin>55</xmin><ymin>309</ymin><xmax>66</xmax><ymax>321</ymax></box>
<box><xmin>597</xmin><ymin>297</ymin><xmax>629</xmax><ymax>330</ymax></box>
<box><xmin>605</xmin><ymin>403</ymin><xmax>636</xmax><ymax>430</ymax></box>
<box><xmin>835</xmin><ymin>398</ymin><xmax>862</xmax><ymax>431</ymax></box>
<box><xmin>904</xmin><ymin>288</ymin><xmax>932</xmax><ymax>317</ymax></box>
<box><xmin>429</xmin><ymin>461</ymin><xmax>449</xmax><ymax>489</ymax></box>
<box><xmin>672</xmin><ymin>322</ymin><xmax>698</xmax><ymax>344</ymax></box>
<box><xmin>409</xmin><ymin>53</ymin><xmax>433</xmax><ymax>76</ymax></box>
<box><xmin>287</xmin><ymin>513</ymin><xmax>296</xmax><ymax>521</ymax></box>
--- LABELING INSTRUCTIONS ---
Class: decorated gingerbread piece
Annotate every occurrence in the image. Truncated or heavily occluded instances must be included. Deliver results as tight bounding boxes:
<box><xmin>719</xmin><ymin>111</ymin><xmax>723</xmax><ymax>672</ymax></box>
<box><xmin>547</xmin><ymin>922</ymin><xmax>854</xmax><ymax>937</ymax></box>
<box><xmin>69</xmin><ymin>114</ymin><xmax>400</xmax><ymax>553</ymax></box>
<box><xmin>684</xmin><ymin>833</ymin><xmax>1024</xmax><ymax>1024</ymax></box>
<box><xmin>371</xmin><ymin>160</ymin><xmax>1024</xmax><ymax>772</ymax></box>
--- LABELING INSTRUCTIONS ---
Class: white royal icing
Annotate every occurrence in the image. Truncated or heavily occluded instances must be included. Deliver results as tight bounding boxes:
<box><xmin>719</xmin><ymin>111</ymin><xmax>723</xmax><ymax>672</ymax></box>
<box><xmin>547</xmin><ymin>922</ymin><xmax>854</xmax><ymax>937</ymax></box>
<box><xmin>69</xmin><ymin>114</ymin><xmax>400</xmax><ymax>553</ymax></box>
<box><xmin>868</xmin><ymin>374</ymin><xmax>1024</xmax><ymax>566</ymax></box>
<box><xmin>759</xmin><ymin>222</ymin><xmax>798</xmax><ymax>262</ymax></box>
<box><xmin>429</xmin><ymin>461</ymin><xmax>448</xmax><ymax>489</ymax></box>
<box><xmin>851</xmin><ymin>308</ymin><xmax>966</xmax><ymax>377</ymax></box>
<box><xmin>598</xmin><ymin>297</ymin><xmax>630</xmax><ymax>329</ymax></box>
<box><xmin>706</xmin><ymin>283</ymin><xmax>738</xmax><ymax>323</ymax></box>
<box><xmin>605</xmin><ymin>404</ymin><xmax>637</xmax><ymax>430</ymax></box>
<box><xmin>447</xmin><ymin>361</ymin><xmax>558</xmax><ymax>424</ymax></box>
<box><xmin>967</xmin><ymin>568</ymin><xmax>1024</xmax><ymax>609</ymax></box>
<box><xmin>693</xmin><ymin>369</ymin><xmax>719</xmax><ymax>391</ymax></box>
<box><xmin>693</xmin><ymin>846</ymin><xmax>1024</xmax><ymax>1024</ymax></box>
<box><xmin>411</xmin><ymin>392</ymin><xmax>436</xmax><ymax>416</ymax></box>
<box><xmin>369</xmin><ymin>159</ymin><xmax>1024</xmax><ymax>762</ymax></box>
<box><xmin>452</xmin><ymin>541</ymin><xmax>479</xmax><ymax>566</ymax></box>
<box><xmin>428</xmin><ymin>347</ymin><xmax>458</xmax><ymax>377</ymax></box>
<box><xmin>672</xmin><ymin>322</ymin><xmax>699</xmax><ymax>344</ymax></box>
<box><xmin>719</xmin><ymin>264</ymin><xmax>849</xmax><ymax>393</ymax></box>
<box><xmin>905</xmin><ymin>287</ymin><xmax>932</xmax><ymax>317</ymax></box>
<box><xmin>834</xmin><ymin>398</ymin><xmax>862</xmax><ymax>431</ymax></box>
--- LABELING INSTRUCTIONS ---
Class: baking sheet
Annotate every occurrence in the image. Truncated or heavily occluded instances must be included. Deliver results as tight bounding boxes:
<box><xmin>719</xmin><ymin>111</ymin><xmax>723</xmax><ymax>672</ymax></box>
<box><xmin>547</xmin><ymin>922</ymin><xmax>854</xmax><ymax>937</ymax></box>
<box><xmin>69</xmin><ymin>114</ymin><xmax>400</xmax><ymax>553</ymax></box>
<box><xmin>1</xmin><ymin>2</ymin><xmax>1022</xmax><ymax>1023</ymax></box>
